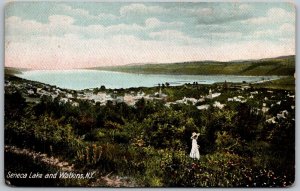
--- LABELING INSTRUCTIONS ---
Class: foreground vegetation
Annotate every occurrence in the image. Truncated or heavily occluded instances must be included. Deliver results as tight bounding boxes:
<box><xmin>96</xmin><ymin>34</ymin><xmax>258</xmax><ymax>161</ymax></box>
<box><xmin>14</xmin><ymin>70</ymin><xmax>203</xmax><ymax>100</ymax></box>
<box><xmin>5</xmin><ymin>75</ymin><xmax>295</xmax><ymax>187</ymax></box>
<box><xmin>93</xmin><ymin>55</ymin><xmax>295</xmax><ymax>76</ymax></box>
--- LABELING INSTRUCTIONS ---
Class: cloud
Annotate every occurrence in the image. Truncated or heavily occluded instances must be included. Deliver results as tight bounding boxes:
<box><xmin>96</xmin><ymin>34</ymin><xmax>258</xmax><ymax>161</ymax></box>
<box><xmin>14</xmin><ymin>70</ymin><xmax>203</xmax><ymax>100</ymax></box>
<box><xmin>253</xmin><ymin>30</ymin><xmax>276</xmax><ymax>38</ymax></box>
<box><xmin>149</xmin><ymin>30</ymin><xmax>185</xmax><ymax>39</ymax></box>
<box><xmin>6</xmin><ymin>15</ymin><xmax>79</xmax><ymax>38</ymax></box>
<box><xmin>210</xmin><ymin>32</ymin><xmax>243</xmax><ymax>39</ymax></box>
<box><xmin>195</xmin><ymin>10</ymin><xmax>252</xmax><ymax>24</ymax></box>
<box><xmin>49</xmin><ymin>15</ymin><xmax>75</xmax><ymax>25</ymax></box>
<box><xmin>118</xmin><ymin>3</ymin><xmax>254</xmax><ymax>25</ymax></box>
<box><xmin>97</xmin><ymin>13</ymin><xmax>119</xmax><ymax>20</ymax></box>
<box><xmin>5</xmin><ymin>16</ymin><xmax>45</xmax><ymax>36</ymax></box>
<box><xmin>145</xmin><ymin>17</ymin><xmax>183</xmax><ymax>29</ymax></box>
<box><xmin>145</xmin><ymin>17</ymin><xmax>161</xmax><ymax>28</ymax></box>
<box><xmin>238</xmin><ymin>4</ymin><xmax>253</xmax><ymax>12</ymax></box>
<box><xmin>105</xmin><ymin>23</ymin><xmax>144</xmax><ymax>33</ymax></box>
<box><xmin>187</xmin><ymin>7</ymin><xmax>214</xmax><ymax>16</ymax></box>
<box><xmin>58</xmin><ymin>4</ymin><xmax>89</xmax><ymax>17</ymax></box>
<box><xmin>130</xmin><ymin>4</ymin><xmax>253</xmax><ymax>25</ymax></box>
<box><xmin>149</xmin><ymin>30</ymin><xmax>203</xmax><ymax>45</ymax></box>
<box><xmin>6</xmin><ymin>16</ymin><xmax>43</xmax><ymax>29</ymax></box>
<box><xmin>195</xmin><ymin>23</ymin><xmax>245</xmax><ymax>33</ymax></box>
<box><xmin>5</xmin><ymin>15</ymin><xmax>186</xmax><ymax>40</ymax></box>
<box><xmin>252</xmin><ymin>23</ymin><xmax>295</xmax><ymax>39</ymax></box>
<box><xmin>120</xmin><ymin>3</ymin><xmax>168</xmax><ymax>17</ymax></box>
<box><xmin>5</xmin><ymin>15</ymin><xmax>132</xmax><ymax>38</ymax></box>
<box><xmin>243</xmin><ymin>7</ymin><xmax>295</xmax><ymax>25</ymax></box>
<box><xmin>267</xmin><ymin>7</ymin><xmax>293</xmax><ymax>18</ymax></box>
<box><xmin>280</xmin><ymin>23</ymin><xmax>294</xmax><ymax>33</ymax></box>
<box><xmin>177</xmin><ymin>4</ymin><xmax>253</xmax><ymax>24</ymax></box>
<box><xmin>56</xmin><ymin>4</ymin><xmax>119</xmax><ymax>22</ymax></box>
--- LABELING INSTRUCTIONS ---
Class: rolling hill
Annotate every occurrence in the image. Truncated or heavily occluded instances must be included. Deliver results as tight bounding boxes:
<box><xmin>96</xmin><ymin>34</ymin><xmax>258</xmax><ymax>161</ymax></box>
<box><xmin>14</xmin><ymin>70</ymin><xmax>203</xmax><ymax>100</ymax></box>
<box><xmin>91</xmin><ymin>55</ymin><xmax>295</xmax><ymax>76</ymax></box>
<box><xmin>5</xmin><ymin>67</ymin><xmax>30</xmax><ymax>76</ymax></box>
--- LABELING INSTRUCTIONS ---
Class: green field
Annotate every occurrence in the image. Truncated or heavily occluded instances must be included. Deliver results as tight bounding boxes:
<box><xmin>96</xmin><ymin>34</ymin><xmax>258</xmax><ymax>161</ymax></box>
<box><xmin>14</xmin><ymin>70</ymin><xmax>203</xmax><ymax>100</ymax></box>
<box><xmin>253</xmin><ymin>76</ymin><xmax>295</xmax><ymax>91</ymax></box>
<box><xmin>92</xmin><ymin>55</ymin><xmax>295</xmax><ymax>76</ymax></box>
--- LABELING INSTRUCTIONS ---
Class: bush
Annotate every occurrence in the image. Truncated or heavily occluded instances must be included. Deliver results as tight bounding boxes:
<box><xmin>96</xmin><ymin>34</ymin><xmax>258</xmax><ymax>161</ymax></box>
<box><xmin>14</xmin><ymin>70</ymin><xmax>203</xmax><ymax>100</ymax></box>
<box><xmin>143</xmin><ymin>110</ymin><xmax>198</xmax><ymax>149</ymax></box>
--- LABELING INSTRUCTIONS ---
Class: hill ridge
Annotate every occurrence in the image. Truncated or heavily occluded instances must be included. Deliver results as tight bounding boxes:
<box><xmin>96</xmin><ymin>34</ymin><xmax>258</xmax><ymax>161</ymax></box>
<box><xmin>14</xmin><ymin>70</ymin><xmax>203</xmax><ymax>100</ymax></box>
<box><xmin>90</xmin><ymin>55</ymin><xmax>295</xmax><ymax>76</ymax></box>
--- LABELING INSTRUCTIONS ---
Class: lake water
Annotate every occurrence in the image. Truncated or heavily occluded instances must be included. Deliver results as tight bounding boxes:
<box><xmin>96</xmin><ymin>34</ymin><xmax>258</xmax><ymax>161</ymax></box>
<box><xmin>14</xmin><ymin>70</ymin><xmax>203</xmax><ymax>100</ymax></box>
<box><xmin>16</xmin><ymin>70</ymin><xmax>280</xmax><ymax>90</ymax></box>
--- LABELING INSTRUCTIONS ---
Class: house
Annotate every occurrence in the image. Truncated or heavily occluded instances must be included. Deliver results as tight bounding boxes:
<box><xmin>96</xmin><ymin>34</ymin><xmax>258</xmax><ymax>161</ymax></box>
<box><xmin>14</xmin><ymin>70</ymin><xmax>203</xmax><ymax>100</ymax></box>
<box><xmin>212</xmin><ymin>93</ymin><xmax>221</xmax><ymax>98</ymax></box>
<box><xmin>213</xmin><ymin>101</ymin><xmax>225</xmax><ymax>109</ymax></box>
<box><xmin>197</xmin><ymin>104</ymin><xmax>210</xmax><ymax>110</ymax></box>
<box><xmin>124</xmin><ymin>94</ymin><xmax>136</xmax><ymax>106</ymax></box>
<box><xmin>27</xmin><ymin>89</ymin><xmax>34</xmax><ymax>95</ymax></box>
<box><xmin>183</xmin><ymin>97</ymin><xmax>198</xmax><ymax>105</ymax></box>
<box><xmin>51</xmin><ymin>94</ymin><xmax>58</xmax><ymax>99</ymax></box>
<box><xmin>206</xmin><ymin>89</ymin><xmax>221</xmax><ymax>99</ymax></box>
<box><xmin>262</xmin><ymin>107</ymin><xmax>269</xmax><ymax>113</ymax></box>
<box><xmin>266</xmin><ymin>117</ymin><xmax>277</xmax><ymax>124</ymax></box>
<box><xmin>288</xmin><ymin>94</ymin><xmax>295</xmax><ymax>99</ymax></box>
<box><xmin>137</xmin><ymin>91</ymin><xmax>145</xmax><ymax>97</ymax></box>
<box><xmin>241</xmin><ymin>85</ymin><xmax>251</xmax><ymax>90</ymax></box>
<box><xmin>207</xmin><ymin>89</ymin><xmax>213</xmax><ymax>99</ymax></box>
<box><xmin>277</xmin><ymin>110</ymin><xmax>288</xmax><ymax>119</ymax></box>
<box><xmin>72</xmin><ymin>102</ymin><xmax>79</xmax><ymax>107</ymax></box>
<box><xmin>175</xmin><ymin>97</ymin><xmax>198</xmax><ymax>105</ymax></box>
<box><xmin>37</xmin><ymin>88</ymin><xmax>42</xmax><ymax>93</ymax></box>
<box><xmin>154</xmin><ymin>88</ymin><xmax>168</xmax><ymax>99</ymax></box>
<box><xmin>228</xmin><ymin>98</ymin><xmax>234</xmax><ymax>102</ymax></box>
<box><xmin>60</xmin><ymin>98</ymin><xmax>68</xmax><ymax>104</ymax></box>
<box><xmin>66</xmin><ymin>93</ymin><xmax>73</xmax><ymax>98</ymax></box>
<box><xmin>198</xmin><ymin>97</ymin><xmax>205</xmax><ymax>102</ymax></box>
<box><xmin>115</xmin><ymin>96</ymin><xmax>124</xmax><ymax>103</ymax></box>
<box><xmin>165</xmin><ymin>102</ymin><xmax>176</xmax><ymax>107</ymax></box>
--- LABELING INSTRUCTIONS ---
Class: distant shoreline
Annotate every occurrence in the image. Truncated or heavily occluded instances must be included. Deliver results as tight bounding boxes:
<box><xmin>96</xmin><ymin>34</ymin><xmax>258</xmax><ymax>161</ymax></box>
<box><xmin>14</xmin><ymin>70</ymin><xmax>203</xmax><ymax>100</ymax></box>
<box><xmin>5</xmin><ymin>55</ymin><xmax>295</xmax><ymax>77</ymax></box>
<box><xmin>5</xmin><ymin>72</ymin><xmax>294</xmax><ymax>92</ymax></box>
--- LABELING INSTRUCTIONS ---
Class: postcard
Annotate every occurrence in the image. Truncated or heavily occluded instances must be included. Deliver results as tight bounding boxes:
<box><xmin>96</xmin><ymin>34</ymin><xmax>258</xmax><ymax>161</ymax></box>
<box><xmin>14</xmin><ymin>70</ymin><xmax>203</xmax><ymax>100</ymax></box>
<box><xmin>4</xmin><ymin>1</ymin><xmax>295</xmax><ymax>187</ymax></box>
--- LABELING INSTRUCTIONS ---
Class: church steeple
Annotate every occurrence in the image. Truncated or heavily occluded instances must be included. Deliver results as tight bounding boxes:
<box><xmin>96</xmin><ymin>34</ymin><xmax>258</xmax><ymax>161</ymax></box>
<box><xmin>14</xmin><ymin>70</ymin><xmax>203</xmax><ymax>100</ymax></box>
<box><xmin>208</xmin><ymin>89</ymin><xmax>212</xmax><ymax>99</ymax></box>
<box><xmin>159</xmin><ymin>87</ymin><xmax>162</xmax><ymax>97</ymax></box>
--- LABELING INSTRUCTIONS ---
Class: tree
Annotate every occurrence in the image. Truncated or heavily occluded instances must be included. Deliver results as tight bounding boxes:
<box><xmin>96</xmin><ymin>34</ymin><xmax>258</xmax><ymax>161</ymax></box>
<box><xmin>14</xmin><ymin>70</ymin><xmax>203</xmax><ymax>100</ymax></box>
<box><xmin>5</xmin><ymin>91</ymin><xmax>27</xmax><ymax>121</ymax></box>
<box><xmin>100</xmin><ymin>85</ymin><xmax>106</xmax><ymax>91</ymax></box>
<box><xmin>143</xmin><ymin>110</ymin><xmax>198</xmax><ymax>150</ymax></box>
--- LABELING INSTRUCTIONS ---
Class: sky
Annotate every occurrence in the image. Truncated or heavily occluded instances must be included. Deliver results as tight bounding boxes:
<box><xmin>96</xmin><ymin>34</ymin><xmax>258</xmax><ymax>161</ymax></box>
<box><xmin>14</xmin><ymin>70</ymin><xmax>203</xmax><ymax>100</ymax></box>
<box><xmin>5</xmin><ymin>2</ymin><xmax>295</xmax><ymax>70</ymax></box>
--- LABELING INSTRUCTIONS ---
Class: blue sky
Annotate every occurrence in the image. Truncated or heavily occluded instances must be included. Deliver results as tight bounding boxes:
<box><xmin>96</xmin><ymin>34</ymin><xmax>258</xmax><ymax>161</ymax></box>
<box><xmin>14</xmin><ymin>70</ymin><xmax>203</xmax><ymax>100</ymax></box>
<box><xmin>5</xmin><ymin>2</ymin><xmax>295</xmax><ymax>69</ymax></box>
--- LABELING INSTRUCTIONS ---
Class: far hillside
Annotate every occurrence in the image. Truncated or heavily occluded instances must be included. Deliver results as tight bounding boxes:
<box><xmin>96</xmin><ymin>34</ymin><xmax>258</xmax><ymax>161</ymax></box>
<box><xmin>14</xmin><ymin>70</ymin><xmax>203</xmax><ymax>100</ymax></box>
<box><xmin>5</xmin><ymin>67</ymin><xmax>30</xmax><ymax>76</ymax></box>
<box><xmin>92</xmin><ymin>55</ymin><xmax>295</xmax><ymax>76</ymax></box>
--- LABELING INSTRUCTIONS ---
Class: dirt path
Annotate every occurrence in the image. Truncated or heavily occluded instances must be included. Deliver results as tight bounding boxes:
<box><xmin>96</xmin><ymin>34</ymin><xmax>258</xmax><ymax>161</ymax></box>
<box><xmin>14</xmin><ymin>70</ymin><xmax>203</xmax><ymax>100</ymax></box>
<box><xmin>5</xmin><ymin>145</ymin><xmax>138</xmax><ymax>187</ymax></box>
<box><xmin>5</xmin><ymin>145</ymin><xmax>74</xmax><ymax>171</ymax></box>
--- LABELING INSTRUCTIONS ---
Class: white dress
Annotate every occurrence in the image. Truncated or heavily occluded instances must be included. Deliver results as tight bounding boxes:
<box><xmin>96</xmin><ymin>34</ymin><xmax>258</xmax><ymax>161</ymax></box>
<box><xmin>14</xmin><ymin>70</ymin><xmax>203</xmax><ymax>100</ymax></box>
<box><xmin>189</xmin><ymin>138</ymin><xmax>200</xmax><ymax>159</ymax></box>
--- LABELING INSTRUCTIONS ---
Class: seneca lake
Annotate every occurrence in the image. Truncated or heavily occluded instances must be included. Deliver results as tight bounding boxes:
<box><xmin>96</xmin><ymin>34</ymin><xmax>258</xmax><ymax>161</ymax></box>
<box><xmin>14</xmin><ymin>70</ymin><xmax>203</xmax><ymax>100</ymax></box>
<box><xmin>16</xmin><ymin>70</ymin><xmax>281</xmax><ymax>90</ymax></box>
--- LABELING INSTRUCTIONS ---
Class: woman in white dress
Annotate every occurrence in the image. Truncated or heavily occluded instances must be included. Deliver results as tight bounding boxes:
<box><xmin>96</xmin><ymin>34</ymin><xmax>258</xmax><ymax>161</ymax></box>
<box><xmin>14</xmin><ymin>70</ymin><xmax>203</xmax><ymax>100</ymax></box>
<box><xmin>189</xmin><ymin>132</ymin><xmax>200</xmax><ymax>159</ymax></box>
